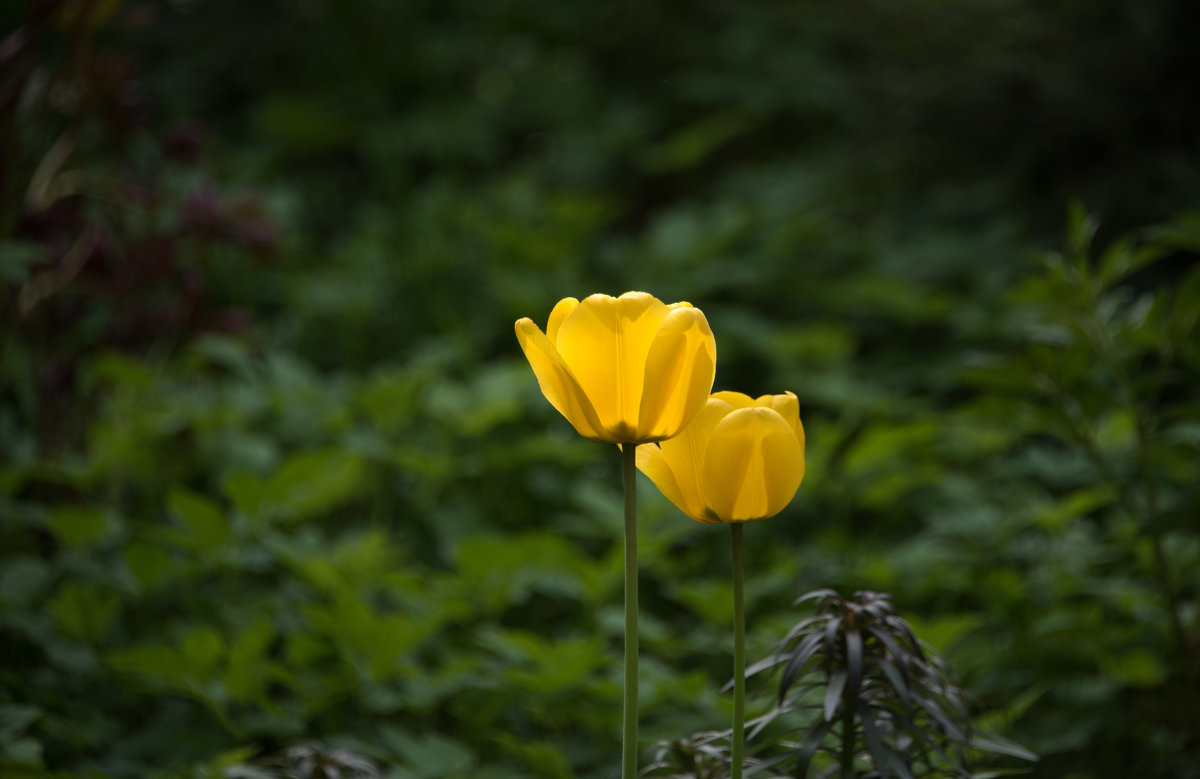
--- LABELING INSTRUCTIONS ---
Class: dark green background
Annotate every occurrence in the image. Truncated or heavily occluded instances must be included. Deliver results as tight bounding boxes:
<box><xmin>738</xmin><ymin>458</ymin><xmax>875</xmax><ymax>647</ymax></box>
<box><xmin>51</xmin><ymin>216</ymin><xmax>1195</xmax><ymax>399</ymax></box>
<box><xmin>2</xmin><ymin>1</ymin><xmax>1198</xmax><ymax>777</ymax></box>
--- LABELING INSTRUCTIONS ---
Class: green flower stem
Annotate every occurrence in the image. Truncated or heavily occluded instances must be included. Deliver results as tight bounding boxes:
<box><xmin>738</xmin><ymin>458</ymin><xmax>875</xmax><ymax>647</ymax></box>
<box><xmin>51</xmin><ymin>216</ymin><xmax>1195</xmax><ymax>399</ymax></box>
<box><xmin>731</xmin><ymin>522</ymin><xmax>745</xmax><ymax>779</ymax></box>
<box><xmin>622</xmin><ymin>443</ymin><xmax>639</xmax><ymax>779</ymax></box>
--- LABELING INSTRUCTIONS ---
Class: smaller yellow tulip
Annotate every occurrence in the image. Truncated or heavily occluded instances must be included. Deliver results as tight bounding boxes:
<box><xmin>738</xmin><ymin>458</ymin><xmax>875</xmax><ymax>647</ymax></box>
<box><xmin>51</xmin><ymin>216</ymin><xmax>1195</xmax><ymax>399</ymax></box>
<box><xmin>515</xmin><ymin>291</ymin><xmax>717</xmax><ymax>444</ymax></box>
<box><xmin>636</xmin><ymin>391</ymin><xmax>805</xmax><ymax>523</ymax></box>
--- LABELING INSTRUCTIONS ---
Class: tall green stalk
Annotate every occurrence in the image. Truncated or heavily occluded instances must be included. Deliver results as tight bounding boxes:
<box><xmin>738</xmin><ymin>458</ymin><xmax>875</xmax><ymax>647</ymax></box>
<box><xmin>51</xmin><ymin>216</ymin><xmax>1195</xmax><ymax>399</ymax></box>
<box><xmin>731</xmin><ymin>522</ymin><xmax>745</xmax><ymax>779</ymax></box>
<box><xmin>622</xmin><ymin>444</ymin><xmax>639</xmax><ymax>779</ymax></box>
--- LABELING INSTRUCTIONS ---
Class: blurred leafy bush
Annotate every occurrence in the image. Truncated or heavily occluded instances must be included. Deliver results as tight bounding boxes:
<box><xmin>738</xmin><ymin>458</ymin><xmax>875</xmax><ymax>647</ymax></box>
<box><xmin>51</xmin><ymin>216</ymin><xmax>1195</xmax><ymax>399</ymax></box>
<box><xmin>2</xmin><ymin>0</ymin><xmax>1199</xmax><ymax>778</ymax></box>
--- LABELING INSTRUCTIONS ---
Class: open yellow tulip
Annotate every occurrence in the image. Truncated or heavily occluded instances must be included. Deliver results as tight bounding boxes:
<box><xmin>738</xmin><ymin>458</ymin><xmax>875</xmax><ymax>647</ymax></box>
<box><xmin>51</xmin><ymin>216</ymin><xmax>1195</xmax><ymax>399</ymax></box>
<box><xmin>636</xmin><ymin>391</ymin><xmax>805</xmax><ymax>523</ymax></box>
<box><xmin>516</xmin><ymin>291</ymin><xmax>718</xmax><ymax>777</ymax></box>
<box><xmin>515</xmin><ymin>291</ymin><xmax>717</xmax><ymax>444</ymax></box>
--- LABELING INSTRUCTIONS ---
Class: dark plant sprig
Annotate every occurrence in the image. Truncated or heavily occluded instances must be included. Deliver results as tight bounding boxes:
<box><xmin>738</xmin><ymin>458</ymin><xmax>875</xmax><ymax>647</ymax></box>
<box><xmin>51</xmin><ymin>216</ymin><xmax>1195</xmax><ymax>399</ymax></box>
<box><xmin>756</xmin><ymin>589</ymin><xmax>1037</xmax><ymax>779</ymax></box>
<box><xmin>645</xmin><ymin>590</ymin><xmax>1036</xmax><ymax>779</ymax></box>
<box><xmin>640</xmin><ymin>727</ymin><xmax>794</xmax><ymax>779</ymax></box>
<box><xmin>226</xmin><ymin>742</ymin><xmax>379</xmax><ymax>779</ymax></box>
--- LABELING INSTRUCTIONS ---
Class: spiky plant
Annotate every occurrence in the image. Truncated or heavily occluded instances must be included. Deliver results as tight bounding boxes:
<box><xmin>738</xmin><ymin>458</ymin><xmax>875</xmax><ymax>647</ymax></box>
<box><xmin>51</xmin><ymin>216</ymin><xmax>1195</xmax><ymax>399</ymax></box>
<box><xmin>226</xmin><ymin>742</ymin><xmax>379</xmax><ymax>779</ymax></box>
<box><xmin>644</xmin><ymin>590</ymin><xmax>1035</xmax><ymax>779</ymax></box>
<box><xmin>755</xmin><ymin>589</ymin><xmax>1035</xmax><ymax>779</ymax></box>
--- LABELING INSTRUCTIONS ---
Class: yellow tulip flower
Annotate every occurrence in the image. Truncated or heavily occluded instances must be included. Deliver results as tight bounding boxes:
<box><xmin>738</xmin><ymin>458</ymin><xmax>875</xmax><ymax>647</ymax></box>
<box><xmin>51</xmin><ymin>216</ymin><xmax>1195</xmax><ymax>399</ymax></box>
<box><xmin>515</xmin><ymin>291</ymin><xmax>717</xmax><ymax>444</ymax></box>
<box><xmin>637</xmin><ymin>391</ymin><xmax>805</xmax><ymax>523</ymax></box>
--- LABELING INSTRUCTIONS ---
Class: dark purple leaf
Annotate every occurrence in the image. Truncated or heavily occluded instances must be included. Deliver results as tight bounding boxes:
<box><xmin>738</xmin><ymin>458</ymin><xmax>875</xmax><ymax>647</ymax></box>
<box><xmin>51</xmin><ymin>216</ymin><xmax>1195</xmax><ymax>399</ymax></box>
<box><xmin>779</xmin><ymin>631</ymin><xmax>828</xmax><ymax>702</ymax></box>
<box><xmin>846</xmin><ymin>628</ymin><xmax>864</xmax><ymax>699</ymax></box>
<box><xmin>792</xmin><ymin>718</ymin><xmax>836</xmax><ymax>779</ymax></box>
<box><xmin>859</xmin><ymin>703</ymin><xmax>914</xmax><ymax>779</ymax></box>
<box><xmin>824</xmin><ymin>669</ymin><xmax>848</xmax><ymax>722</ymax></box>
<box><xmin>969</xmin><ymin>734</ymin><xmax>1039</xmax><ymax>763</ymax></box>
<box><xmin>794</xmin><ymin>588</ymin><xmax>840</xmax><ymax>607</ymax></box>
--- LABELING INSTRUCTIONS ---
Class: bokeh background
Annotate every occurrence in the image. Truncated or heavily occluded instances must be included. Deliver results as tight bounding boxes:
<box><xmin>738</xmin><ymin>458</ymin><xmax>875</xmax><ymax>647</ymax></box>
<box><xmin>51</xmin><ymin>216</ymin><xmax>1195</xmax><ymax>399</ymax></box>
<box><xmin>2</xmin><ymin>1</ymin><xmax>1199</xmax><ymax>777</ymax></box>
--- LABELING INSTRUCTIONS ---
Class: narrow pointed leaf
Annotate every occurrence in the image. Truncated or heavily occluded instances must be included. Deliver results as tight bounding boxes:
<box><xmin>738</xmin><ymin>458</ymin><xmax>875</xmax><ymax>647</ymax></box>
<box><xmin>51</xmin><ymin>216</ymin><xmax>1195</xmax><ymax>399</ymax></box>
<box><xmin>860</xmin><ymin>703</ymin><xmax>914</xmax><ymax>779</ymax></box>
<box><xmin>792</xmin><ymin>718</ymin><xmax>836</xmax><ymax>779</ymax></box>
<box><xmin>877</xmin><ymin>657</ymin><xmax>909</xmax><ymax>700</ymax></box>
<box><xmin>793</xmin><ymin>589</ymin><xmax>840</xmax><ymax>607</ymax></box>
<box><xmin>846</xmin><ymin>628</ymin><xmax>863</xmax><ymax>700</ymax></box>
<box><xmin>912</xmin><ymin>694</ymin><xmax>967</xmax><ymax>741</ymax></box>
<box><xmin>823</xmin><ymin>669</ymin><xmax>848</xmax><ymax>722</ymax></box>
<box><xmin>745</xmin><ymin>652</ymin><xmax>791</xmax><ymax>679</ymax></box>
<box><xmin>779</xmin><ymin>631</ymin><xmax>827</xmax><ymax>702</ymax></box>
<box><xmin>969</xmin><ymin>734</ymin><xmax>1039</xmax><ymax>763</ymax></box>
<box><xmin>783</xmin><ymin>615</ymin><xmax>833</xmax><ymax>644</ymax></box>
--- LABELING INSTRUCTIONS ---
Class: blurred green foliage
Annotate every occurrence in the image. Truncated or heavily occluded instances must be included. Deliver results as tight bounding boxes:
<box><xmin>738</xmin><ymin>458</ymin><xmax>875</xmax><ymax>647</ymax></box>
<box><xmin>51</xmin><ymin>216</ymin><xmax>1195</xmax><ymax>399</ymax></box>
<box><xmin>2</xmin><ymin>0</ymin><xmax>1199</xmax><ymax>778</ymax></box>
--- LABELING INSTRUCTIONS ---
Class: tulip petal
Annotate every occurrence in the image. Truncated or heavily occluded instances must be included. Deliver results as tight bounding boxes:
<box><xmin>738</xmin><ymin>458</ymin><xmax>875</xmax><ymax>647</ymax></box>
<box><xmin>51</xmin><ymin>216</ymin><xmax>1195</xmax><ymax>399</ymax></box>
<box><xmin>760</xmin><ymin>391</ymin><xmax>804</xmax><ymax>445</ymax></box>
<box><xmin>637</xmin><ymin>306</ymin><xmax>717</xmax><ymax>441</ymax></box>
<box><xmin>712</xmin><ymin>391</ymin><xmax>805</xmax><ymax>447</ymax></box>
<box><xmin>636</xmin><ymin>444</ymin><xmax>706</xmax><ymax>523</ymax></box>
<box><xmin>556</xmin><ymin>292</ymin><xmax>669</xmax><ymax>440</ymax></box>
<box><xmin>711</xmin><ymin>391</ymin><xmax>755</xmax><ymax>410</ymax></box>
<box><xmin>515</xmin><ymin>317</ymin><xmax>607</xmax><ymax>441</ymax></box>
<box><xmin>703</xmin><ymin>407</ymin><xmax>805</xmax><ymax>522</ymax></box>
<box><xmin>646</xmin><ymin>397</ymin><xmax>733</xmax><ymax>523</ymax></box>
<box><xmin>547</xmin><ymin>297</ymin><xmax>578</xmax><ymax>346</ymax></box>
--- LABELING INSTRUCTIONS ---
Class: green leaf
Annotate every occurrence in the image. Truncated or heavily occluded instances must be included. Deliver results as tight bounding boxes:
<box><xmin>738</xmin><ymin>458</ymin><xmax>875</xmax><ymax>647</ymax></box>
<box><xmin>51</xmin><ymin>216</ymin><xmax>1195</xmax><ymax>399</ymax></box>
<box><xmin>1034</xmin><ymin>486</ymin><xmax>1117</xmax><ymax>532</ymax></box>
<box><xmin>1093</xmin><ymin>409</ymin><xmax>1136</xmax><ymax>453</ymax></box>
<box><xmin>453</xmin><ymin>533</ymin><xmax>590</xmax><ymax>613</ymax></box>
<box><xmin>1099</xmin><ymin>648</ymin><xmax>1167</xmax><ymax>688</ymax></box>
<box><xmin>303</xmin><ymin>592</ymin><xmax>439</xmax><ymax>681</ymax></box>
<box><xmin>168</xmin><ymin>490</ymin><xmax>229</xmax><ymax>551</ymax></box>
<box><xmin>180</xmin><ymin>627</ymin><xmax>225</xmax><ymax>679</ymax></box>
<box><xmin>263</xmin><ymin>450</ymin><xmax>365</xmax><ymax>522</ymax></box>
<box><xmin>1066</xmin><ymin>201</ymin><xmax>1098</xmax><ymax>260</ymax></box>
<box><xmin>843</xmin><ymin>421</ymin><xmax>940</xmax><ymax>476</ymax></box>
<box><xmin>47</xmin><ymin>506</ymin><xmax>112</xmax><ymax>548</ymax></box>
<box><xmin>190</xmin><ymin>334</ymin><xmax>255</xmax><ymax>376</ymax></box>
<box><xmin>107</xmin><ymin>644</ymin><xmax>185</xmax><ymax>684</ymax></box>
<box><xmin>1097</xmin><ymin>238</ymin><xmax>1160</xmax><ymax>286</ymax></box>
<box><xmin>47</xmin><ymin>583</ymin><xmax>120</xmax><ymax>642</ymax></box>
<box><xmin>424</xmin><ymin>362</ymin><xmax>527</xmax><ymax>436</ymax></box>
<box><xmin>123</xmin><ymin>543</ymin><xmax>176</xmax><ymax>590</ymax></box>
<box><xmin>222</xmin><ymin>470</ymin><xmax>264</xmax><ymax>522</ymax></box>
<box><xmin>224</xmin><ymin>620</ymin><xmax>275</xmax><ymax>702</ymax></box>
<box><xmin>642</xmin><ymin>111</ymin><xmax>754</xmax><ymax>173</ymax></box>
<box><xmin>382</xmin><ymin>728</ymin><xmax>476</xmax><ymax>779</ymax></box>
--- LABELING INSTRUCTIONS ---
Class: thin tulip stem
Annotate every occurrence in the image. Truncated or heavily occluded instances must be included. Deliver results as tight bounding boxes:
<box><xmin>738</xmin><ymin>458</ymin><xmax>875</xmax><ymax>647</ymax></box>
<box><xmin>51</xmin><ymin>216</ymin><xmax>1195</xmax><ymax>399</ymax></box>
<box><xmin>731</xmin><ymin>522</ymin><xmax>745</xmax><ymax>779</ymax></box>
<box><xmin>622</xmin><ymin>444</ymin><xmax>639</xmax><ymax>779</ymax></box>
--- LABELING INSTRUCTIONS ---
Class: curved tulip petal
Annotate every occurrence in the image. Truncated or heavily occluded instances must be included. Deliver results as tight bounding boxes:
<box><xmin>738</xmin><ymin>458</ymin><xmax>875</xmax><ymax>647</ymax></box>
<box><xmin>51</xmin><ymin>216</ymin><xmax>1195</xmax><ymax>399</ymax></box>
<box><xmin>515</xmin><ymin>318</ymin><xmax>607</xmax><ymax>441</ymax></box>
<box><xmin>702</xmin><ymin>407</ymin><xmax>805</xmax><ymax>522</ymax></box>
<box><xmin>759</xmin><ymin>391</ymin><xmax>804</xmax><ymax>443</ymax></box>
<box><xmin>645</xmin><ymin>397</ymin><xmax>733</xmax><ymax>523</ymax></box>
<box><xmin>711</xmin><ymin>390</ymin><xmax>755</xmax><ymax>410</ymax></box>
<box><xmin>637</xmin><ymin>306</ymin><xmax>717</xmax><ymax>441</ymax></box>
<box><xmin>556</xmin><ymin>292</ymin><xmax>669</xmax><ymax>439</ymax></box>
<box><xmin>714</xmin><ymin>391</ymin><xmax>804</xmax><ymax>446</ymax></box>
<box><xmin>546</xmin><ymin>296</ymin><xmax>579</xmax><ymax>346</ymax></box>
<box><xmin>636</xmin><ymin>444</ymin><xmax>708</xmax><ymax>523</ymax></box>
